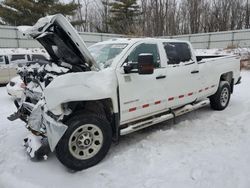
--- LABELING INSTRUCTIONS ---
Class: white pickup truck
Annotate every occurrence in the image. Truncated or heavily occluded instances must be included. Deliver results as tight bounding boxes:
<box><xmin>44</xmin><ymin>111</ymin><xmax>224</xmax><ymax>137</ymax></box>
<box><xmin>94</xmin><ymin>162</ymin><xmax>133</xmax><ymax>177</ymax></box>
<box><xmin>9</xmin><ymin>14</ymin><xmax>241</xmax><ymax>171</ymax></box>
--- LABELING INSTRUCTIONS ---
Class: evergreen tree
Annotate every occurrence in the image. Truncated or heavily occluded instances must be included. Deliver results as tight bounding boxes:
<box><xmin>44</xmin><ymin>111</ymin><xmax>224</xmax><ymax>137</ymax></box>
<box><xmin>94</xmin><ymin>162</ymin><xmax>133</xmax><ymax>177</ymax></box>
<box><xmin>0</xmin><ymin>0</ymin><xmax>78</xmax><ymax>26</ymax></box>
<box><xmin>109</xmin><ymin>0</ymin><xmax>140</xmax><ymax>34</ymax></box>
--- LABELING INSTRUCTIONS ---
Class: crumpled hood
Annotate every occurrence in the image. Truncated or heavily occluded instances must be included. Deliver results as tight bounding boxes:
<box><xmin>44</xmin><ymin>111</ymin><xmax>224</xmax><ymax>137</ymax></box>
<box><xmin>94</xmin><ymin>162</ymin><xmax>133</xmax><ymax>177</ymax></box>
<box><xmin>18</xmin><ymin>14</ymin><xmax>99</xmax><ymax>71</ymax></box>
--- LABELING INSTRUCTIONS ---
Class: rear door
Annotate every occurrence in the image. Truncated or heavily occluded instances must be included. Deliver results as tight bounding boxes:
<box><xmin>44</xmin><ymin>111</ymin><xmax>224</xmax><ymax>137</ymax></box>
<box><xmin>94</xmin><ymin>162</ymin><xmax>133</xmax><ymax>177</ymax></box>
<box><xmin>163</xmin><ymin>42</ymin><xmax>201</xmax><ymax>109</ymax></box>
<box><xmin>117</xmin><ymin>42</ymin><xmax>168</xmax><ymax>123</ymax></box>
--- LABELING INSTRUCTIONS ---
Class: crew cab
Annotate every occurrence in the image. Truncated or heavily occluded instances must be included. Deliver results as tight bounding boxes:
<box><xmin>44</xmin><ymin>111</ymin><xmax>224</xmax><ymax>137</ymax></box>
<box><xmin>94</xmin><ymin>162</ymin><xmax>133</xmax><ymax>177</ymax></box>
<box><xmin>9</xmin><ymin>14</ymin><xmax>241</xmax><ymax>171</ymax></box>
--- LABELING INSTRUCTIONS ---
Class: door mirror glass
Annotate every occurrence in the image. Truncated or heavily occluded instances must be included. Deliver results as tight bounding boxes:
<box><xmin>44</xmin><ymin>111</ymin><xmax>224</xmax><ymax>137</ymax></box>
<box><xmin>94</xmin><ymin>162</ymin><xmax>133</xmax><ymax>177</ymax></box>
<box><xmin>138</xmin><ymin>54</ymin><xmax>154</xmax><ymax>74</ymax></box>
<box><xmin>123</xmin><ymin>43</ymin><xmax>160</xmax><ymax>74</ymax></box>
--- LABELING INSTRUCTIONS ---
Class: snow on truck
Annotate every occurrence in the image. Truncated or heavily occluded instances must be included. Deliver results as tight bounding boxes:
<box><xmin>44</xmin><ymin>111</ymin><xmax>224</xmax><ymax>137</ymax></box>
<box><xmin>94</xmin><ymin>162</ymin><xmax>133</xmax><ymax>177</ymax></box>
<box><xmin>8</xmin><ymin>14</ymin><xmax>241</xmax><ymax>171</ymax></box>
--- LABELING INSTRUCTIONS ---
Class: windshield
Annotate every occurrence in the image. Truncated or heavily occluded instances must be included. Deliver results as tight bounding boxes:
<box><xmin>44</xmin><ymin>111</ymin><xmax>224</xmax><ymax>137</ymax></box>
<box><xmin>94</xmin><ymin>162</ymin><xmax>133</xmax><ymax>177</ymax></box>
<box><xmin>88</xmin><ymin>43</ymin><xmax>127</xmax><ymax>69</ymax></box>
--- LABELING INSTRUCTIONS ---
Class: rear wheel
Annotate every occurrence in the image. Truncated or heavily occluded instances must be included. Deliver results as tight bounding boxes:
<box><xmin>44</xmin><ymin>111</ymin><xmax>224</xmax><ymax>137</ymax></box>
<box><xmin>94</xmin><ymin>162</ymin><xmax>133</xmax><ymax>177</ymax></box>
<box><xmin>209</xmin><ymin>81</ymin><xmax>231</xmax><ymax>111</ymax></box>
<box><xmin>55</xmin><ymin>114</ymin><xmax>112</xmax><ymax>171</ymax></box>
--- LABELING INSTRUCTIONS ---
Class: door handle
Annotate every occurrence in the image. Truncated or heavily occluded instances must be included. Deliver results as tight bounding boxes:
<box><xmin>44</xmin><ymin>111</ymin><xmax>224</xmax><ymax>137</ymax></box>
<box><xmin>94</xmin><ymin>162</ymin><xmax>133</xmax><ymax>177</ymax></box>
<box><xmin>191</xmin><ymin>70</ymin><xmax>199</xmax><ymax>74</ymax></box>
<box><xmin>156</xmin><ymin>75</ymin><xmax>166</xmax><ymax>79</ymax></box>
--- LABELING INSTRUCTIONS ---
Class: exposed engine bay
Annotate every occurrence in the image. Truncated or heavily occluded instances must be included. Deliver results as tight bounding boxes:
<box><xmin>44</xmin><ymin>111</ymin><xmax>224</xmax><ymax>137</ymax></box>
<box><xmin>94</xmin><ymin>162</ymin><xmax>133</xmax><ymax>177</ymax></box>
<box><xmin>8</xmin><ymin>14</ymin><xmax>97</xmax><ymax>160</ymax></box>
<box><xmin>8</xmin><ymin>14</ymin><xmax>118</xmax><ymax>167</ymax></box>
<box><xmin>8</xmin><ymin>59</ymin><xmax>87</xmax><ymax>159</ymax></box>
<box><xmin>13</xmin><ymin>60</ymin><xmax>71</xmax><ymax>121</ymax></box>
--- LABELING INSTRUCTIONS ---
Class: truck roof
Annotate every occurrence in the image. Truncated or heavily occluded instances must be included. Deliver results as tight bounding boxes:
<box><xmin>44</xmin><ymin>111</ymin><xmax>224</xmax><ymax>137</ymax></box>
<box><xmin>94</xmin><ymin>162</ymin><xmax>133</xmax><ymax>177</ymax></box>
<box><xmin>94</xmin><ymin>38</ymin><xmax>189</xmax><ymax>45</ymax></box>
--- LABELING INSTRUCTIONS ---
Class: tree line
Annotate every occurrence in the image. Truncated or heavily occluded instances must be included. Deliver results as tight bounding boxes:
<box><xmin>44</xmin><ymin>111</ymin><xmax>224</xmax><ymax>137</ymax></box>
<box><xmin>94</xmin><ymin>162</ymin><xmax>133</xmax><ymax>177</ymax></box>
<box><xmin>0</xmin><ymin>0</ymin><xmax>250</xmax><ymax>36</ymax></box>
<box><xmin>96</xmin><ymin>0</ymin><xmax>250</xmax><ymax>36</ymax></box>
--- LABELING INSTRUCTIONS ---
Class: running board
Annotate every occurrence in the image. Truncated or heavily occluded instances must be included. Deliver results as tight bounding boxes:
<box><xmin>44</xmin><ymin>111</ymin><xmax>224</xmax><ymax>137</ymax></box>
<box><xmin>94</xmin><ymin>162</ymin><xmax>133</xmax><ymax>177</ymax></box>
<box><xmin>120</xmin><ymin>99</ymin><xmax>210</xmax><ymax>136</ymax></box>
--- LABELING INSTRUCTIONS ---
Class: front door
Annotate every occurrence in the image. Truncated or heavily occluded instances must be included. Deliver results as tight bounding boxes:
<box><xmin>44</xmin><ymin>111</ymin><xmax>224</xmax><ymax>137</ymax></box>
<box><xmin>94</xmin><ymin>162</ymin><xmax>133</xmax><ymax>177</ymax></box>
<box><xmin>117</xmin><ymin>42</ymin><xmax>168</xmax><ymax>124</ymax></box>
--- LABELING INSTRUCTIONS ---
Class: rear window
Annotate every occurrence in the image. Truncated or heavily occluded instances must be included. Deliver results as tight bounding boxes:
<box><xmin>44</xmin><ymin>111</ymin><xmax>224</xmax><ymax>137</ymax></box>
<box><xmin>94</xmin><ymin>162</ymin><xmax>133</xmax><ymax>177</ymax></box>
<box><xmin>163</xmin><ymin>42</ymin><xmax>192</xmax><ymax>65</ymax></box>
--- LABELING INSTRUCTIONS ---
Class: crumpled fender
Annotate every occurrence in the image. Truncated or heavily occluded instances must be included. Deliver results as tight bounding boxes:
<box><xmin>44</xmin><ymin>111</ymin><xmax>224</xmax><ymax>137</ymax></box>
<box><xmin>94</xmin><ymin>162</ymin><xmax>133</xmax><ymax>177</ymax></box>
<box><xmin>44</xmin><ymin>68</ymin><xmax>118</xmax><ymax>114</ymax></box>
<box><xmin>43</xmin><ymin>112</ymin><xmax>68</xmax><ymax>151</ymax></box>
<box><xmin>26</xmin><ymin>99</ymin><xmax>68</xmax><ymax>151</ymax></box>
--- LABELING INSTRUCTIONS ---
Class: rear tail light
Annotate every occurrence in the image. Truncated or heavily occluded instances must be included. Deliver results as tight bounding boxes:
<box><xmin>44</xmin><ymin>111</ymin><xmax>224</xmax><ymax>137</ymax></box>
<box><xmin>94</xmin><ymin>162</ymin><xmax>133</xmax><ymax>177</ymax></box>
<box><xmin>20</xmin><ymin>83</ymin><xmax>26</xmax><ymax>89</ymax></box>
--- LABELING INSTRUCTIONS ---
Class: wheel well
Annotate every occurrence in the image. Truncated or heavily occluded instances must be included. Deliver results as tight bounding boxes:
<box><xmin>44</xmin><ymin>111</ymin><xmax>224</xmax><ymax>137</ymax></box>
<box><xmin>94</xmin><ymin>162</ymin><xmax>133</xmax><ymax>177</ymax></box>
<box><xmin>62</xmin><ymin>99</ymin><xmax>118</xmax><ymax>140</ymax></box>
<box><xmin>220</xmin><ymin>72</ymin><xmax>234</xmax><ymax>93</ymax></box>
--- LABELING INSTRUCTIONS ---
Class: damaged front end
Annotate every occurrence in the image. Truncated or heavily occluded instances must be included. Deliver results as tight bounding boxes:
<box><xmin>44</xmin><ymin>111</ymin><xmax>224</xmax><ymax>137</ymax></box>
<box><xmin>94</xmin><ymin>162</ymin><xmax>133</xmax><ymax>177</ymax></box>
<box><xmin>20</xmin><ymin>102</ymin><xmax>68</xmax><ymax>160</ymax></box>
<box><xmin>26</xmin><ymin>99</ymin><xmax>68</xmax><ymax>152</ymax></box>
<box><xmin>8</xmin><ymin>62</ymin><xmax>71</xmax><ymax>160</ymax></box>
<box><xmin>8</xmin><ymin>14</ymin><xmax>100</xmax><ymax>160</ymax></box>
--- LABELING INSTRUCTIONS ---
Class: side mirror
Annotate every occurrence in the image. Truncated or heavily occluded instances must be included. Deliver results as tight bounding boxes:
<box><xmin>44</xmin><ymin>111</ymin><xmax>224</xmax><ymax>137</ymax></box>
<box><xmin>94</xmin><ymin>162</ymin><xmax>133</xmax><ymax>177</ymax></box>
<box><xmin>123</xmin><ymin>62</ymin><xmax>138</xmax><ymax>73</ymax></box>
<box><xmin>138</xmin><ymin>54</ymin><xmax>154</xmax><ymax>74</ymax></box>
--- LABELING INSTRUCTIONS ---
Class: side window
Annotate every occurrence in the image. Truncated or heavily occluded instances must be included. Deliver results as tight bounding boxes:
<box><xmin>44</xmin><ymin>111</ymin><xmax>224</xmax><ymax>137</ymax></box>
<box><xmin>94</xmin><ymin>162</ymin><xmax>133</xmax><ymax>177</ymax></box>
<box><xmin>128</xmin><ymin>43</ymin><xmax>160</xmax><ymax>68</ymax></box>
<box><xmin>0</xmin><ymin>56</ymin><xmax>4</xmax><ymax>64</ymax></box>
<box><xmin>32</xmin><ymin>54</ymin><xmax>47</xmax><ymax>61</ymax></box>
<box><xmin>10</xmin><ymin>54</ymin><xmax>26</xmax><ymax>62</ymax></box>
<box><xmin>163</xmin><ymin>42</ymin><xmax>192</xmax><ymax>65</ymax></box>
<box><xmin>27</xmin><ymin>55</ymin><xmax>31</xmax><ymax>61</ymax></box>
<box><xmin>5</xmin><ymin>56</ymin><xmax>9</xmax><ymax>64</ymax></box>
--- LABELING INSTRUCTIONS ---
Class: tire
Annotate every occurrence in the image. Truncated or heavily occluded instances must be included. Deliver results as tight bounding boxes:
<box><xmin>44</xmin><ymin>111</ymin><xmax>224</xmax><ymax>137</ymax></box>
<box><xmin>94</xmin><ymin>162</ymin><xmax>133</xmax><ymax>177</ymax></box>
<box><xmin>55</xmin><ymin>114</ymin><xmax>112</xmax><ymax>171</ymax></box>
<box><xmin>209</xmin><ymin>81</ymin><xmax>231</xmax><ymax>111</ymax></box>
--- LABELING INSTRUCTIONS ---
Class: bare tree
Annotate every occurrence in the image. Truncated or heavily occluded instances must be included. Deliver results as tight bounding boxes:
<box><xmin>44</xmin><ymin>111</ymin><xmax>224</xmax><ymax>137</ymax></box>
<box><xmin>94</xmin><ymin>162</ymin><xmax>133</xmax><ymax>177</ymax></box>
<box><xmin>246</xmin><ymin>0</ymin><xmax>250</xmax><ymax>28</ymax></box>
<box><xmin>70</xmin><ymin>0</ymin><xmax>250</xmax><ymax>35</ymax></box>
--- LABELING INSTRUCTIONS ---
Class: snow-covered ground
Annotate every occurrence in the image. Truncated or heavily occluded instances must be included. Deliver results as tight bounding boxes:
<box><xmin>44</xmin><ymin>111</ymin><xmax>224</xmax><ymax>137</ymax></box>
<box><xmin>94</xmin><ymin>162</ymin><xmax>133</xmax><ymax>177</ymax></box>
<box><xmin>0</xmin><ymin>71</ymin><xmax>250</xmax><ymax>188</ymax></box>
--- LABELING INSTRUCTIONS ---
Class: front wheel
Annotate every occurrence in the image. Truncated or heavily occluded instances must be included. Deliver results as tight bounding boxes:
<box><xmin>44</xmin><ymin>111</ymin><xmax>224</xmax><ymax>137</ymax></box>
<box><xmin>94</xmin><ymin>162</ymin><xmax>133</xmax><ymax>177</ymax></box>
<box><xmin>209</xmin><ymin>81</ymin><xmax>231</xmax><ymax>111</ymax></box>
<box><xmin>55</xmin><ymin>114</ymin><xmax>112</xmax><ymax>171</ymax></box>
